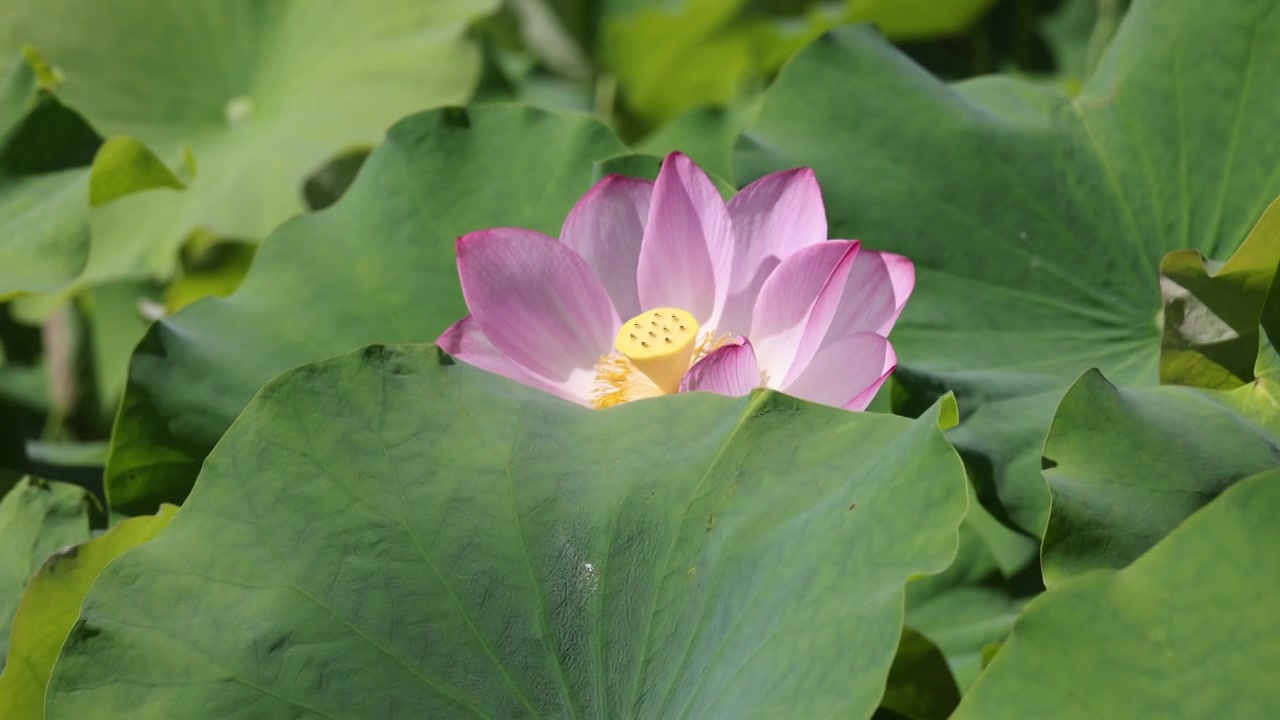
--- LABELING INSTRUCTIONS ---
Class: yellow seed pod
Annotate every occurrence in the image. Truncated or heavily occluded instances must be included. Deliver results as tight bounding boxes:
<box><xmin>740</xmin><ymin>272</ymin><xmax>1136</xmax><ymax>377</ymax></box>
<box><xmin>614</xmin><ymin>307</ymin><xmax>700</xmax><ymax>394</ymax></box>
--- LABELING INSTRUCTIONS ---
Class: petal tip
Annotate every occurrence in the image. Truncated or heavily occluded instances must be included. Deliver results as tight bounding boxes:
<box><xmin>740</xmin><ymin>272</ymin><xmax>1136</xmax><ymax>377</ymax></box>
<box><xmin>594</xmin><ymin>173</ymin><xmax>655</xmax><ymax>192</ymax></box>
<box><xmin>435</xmin><ymin>316</ymin><xmax>469</xmax><ymax>352</ymax></box>
<box><xmin>871</xmin><ymin>250</ymin><xmax>917</xmax><ymax>307</ymax></box>
<box><xmin>781</xmin><ymin>166</ymin><xmax>817</xmax><ymax>182</ymax></box>
<box><xmin>455</xmin><ymin>228</ymin><xmax>497</xmax><ymax>255</ymax></box>
<box><xmin>883</xmin><ymin>338</ymin><xmax>899</xmax><ymax>371</ymax></box>
<box><xmin>659</xmin><ymin>151</ymin><xmax>705</xmax><ymax>178</ymax></box>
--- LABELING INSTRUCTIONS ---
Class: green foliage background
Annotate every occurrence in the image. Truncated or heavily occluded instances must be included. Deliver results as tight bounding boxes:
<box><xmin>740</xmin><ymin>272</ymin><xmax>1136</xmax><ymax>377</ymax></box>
<box><xmin>3</xmin><ymin>0</ymin><xmax>1279</xmax><ymax>717</ymax></box>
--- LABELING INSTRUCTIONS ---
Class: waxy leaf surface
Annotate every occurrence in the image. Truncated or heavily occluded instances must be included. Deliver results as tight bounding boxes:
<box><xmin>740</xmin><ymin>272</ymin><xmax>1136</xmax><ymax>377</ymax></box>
<box><xmin>954</xmin><ymin>470</ymin><xmax>1280</xmax><ymax>718</ymax></box>
<box><xmin>735</xmin><ymin>0</ymin><xmax>1280</xmax><ymax>534</ymax></box>
<box><xmin>49</xmin><ymin>344</ymin><xmax>967</xmax><ymax>718</ymax></box>
<box><xmin>106</xmin><ymin>106</ymin><xmax>626</xmax><ymax>513</ymax></box>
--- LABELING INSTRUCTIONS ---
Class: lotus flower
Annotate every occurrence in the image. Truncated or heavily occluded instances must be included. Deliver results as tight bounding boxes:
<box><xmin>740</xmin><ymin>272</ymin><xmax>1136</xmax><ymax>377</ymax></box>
<box><xmin>438</xmin><ymin>152</ymin><xmax>913</xmax><ymax>411</ymax></box>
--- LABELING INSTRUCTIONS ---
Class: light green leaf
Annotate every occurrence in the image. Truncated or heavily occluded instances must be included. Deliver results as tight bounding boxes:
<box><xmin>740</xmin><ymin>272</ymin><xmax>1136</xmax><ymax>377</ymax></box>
<box><xmin>953</xmin><ymin>469</ymin><xmax>1280</xmax><ymax>719</ymax></box>
<box><xmin>161</xmin><ymin>244</ymin><xmax>255</xmax><ymax>314</ymax></box>
<box><xmin>0</xmin><ymin>66</ymin><xmax>187</xmax><ymax>300</ymax></box>
<box><xmin>104</xmin><ymin>105</ymin><xmax>627</xmax><ymax>515</ymax></box>
<box><xmin>736</xmin><ymin>1</ymin><xmax>1280</xmax><ymax>534</ymax></box>
<box><xmin>845</xmin><ymin>0</ymin><xmax>996</xmax><ymax>39</ymax></box>
<box><xmin>24</xmin><ymin>442</ymin><xmax>108</xmax><ymax>471</ymax></box>
<box><xmin>48</xmin><ymin>344</ymin><xmax>967</xmax><ymax>717</ymax></box>
<box><xmin>1160</xmin><ymin>196</ymin><xmax>1280</xmax><ymax>389</ymax></box>
<box><xmin>1</xmin><ymin>0</ymin><xmax>501</xmax><ymax>288</ymax></box>
<box><xmin>0</xmin><ymin>170</ymin><xmax>90</xmax><ymax>299</ymax></box>
<box><xmin>602</xmin><ymin>0</ymin><xmax>796</xmax><ymax>128</ymax></box>
<box><xmin>0</xmin><ymin>504</ymin><xmax>175</xmax><ymax>719</ymax></box>
<box><xmin>87</xmin><ymin>137</ymin><xmax>184</xmax><ymax>208</ymax></box>
<box><xmin>0</xmin><ymin>49</ymin><xmax>41</xmax><ymax>142</ymax></box>
<box><xmin>0</xmin><ymin>51</ymin><xmax>97</xmax><ymax>299</ymax></box>
<box><xmin>1040</xmin><ymin>358</ymin><xmax>1280</xmax><ymax>584</ymax></box>
<box><xmin>602</xmin><ymin>0</ymin><xmax>994</xmax><ymax>128</ymax></box>
<box><xmin>0</xmin><ymin>478</ymin><xmax>92</xmax><ymax>669</ymax></box>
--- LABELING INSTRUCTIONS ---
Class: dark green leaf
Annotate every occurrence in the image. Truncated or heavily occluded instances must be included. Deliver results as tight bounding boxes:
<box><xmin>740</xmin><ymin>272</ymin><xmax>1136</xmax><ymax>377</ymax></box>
<box><xmin>953</xmin><ymin>469</ymin><xmax>1280</xmax><ymax>718</ymax></box>
<box><xmin>105</xmin><ymin>106</ymin><xmax>628</xmax><ymax>514</ymax></box>
<box><xmin>1040</xmin><ymin>362</ymin><xmax>1280</xmax><ymax>584</ymax></box>
<box><xmin>1159</xmin><ymin>196</ymin><xmax>1280</xmax><ymax>388</ymax></box>
<box><xmin>49</xmin><ymin>344</ymin><xmax>968</xmax><ymax>717</ymax></box>
<box><xmin>880</xmin><ymin>627</ymin><xmax>961</xmax><ymax>719</ymax></box>
<box><xmin>736</xmin><ymin>1</ymin><xmax>1280</xmax><ymax>534</ymax></box>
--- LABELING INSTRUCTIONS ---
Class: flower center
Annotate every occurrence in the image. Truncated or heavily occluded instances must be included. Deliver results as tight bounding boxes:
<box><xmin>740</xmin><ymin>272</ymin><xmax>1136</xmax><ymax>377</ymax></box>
<box><xmin>614</xmin><ymin>307</ymin><xmax>700</xmax><ymax>394</ymax></box>
<box><xmin>593</xmin><ymin>308</ymin><xmax>731</xmax><ymax>409</ymax></box>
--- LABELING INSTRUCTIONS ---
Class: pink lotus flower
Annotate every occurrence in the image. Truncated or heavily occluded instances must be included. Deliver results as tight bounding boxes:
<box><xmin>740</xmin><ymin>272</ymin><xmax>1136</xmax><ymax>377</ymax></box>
<box><xmin>438</xmin><ymin>152</ymin><xmax>913</xmax><ymax>411</ymax></box>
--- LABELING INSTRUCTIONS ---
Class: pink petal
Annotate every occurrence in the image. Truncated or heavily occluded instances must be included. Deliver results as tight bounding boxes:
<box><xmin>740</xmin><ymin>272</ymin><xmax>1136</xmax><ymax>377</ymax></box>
<box><xmin>780</xmin><ymin>333</ymin><xmax>896</xmax><ymax>411</ymax></box>
<box><xmin>559</xmin><ymin>175</ymin><xmax>653</xmax><ymax>320</ymax></box>
<box><xmin>720</xmin><ymin>168</ymin><xmax>828</xmax><ymax>334</ymax></box>
<box><xmin>457</xmin><ymin>228</ymin><xmax>618</xmax><ymax>383</ymax></box>
<box><xmin>437</xmin><ymin>316</ymin><xmax>592</xmax><ymax>405</ymax></box>
<box><xmin>679</xmin><ymin>338</ymin><xmax>760</xmax><ymax>397</ymax></box>
<box><xmin>749</xmin><ymin>240</ymin><xmax>860</xmax><ymax>387</ymax></box>
<box><xmin>825</xmin><ymin>250</ymin><xmax>915</xmax><ymax>341</ymax></box>
<box><xmin>637</xmin><ymin>152</ymin><xmax>735</xmax><ymax>325</ymax></box>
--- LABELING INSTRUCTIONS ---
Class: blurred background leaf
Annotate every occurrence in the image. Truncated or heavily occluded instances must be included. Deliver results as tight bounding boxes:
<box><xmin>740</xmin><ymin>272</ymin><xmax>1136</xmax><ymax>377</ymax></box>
<box><xmin>0</xmin><ymin>503</ymin><xmax>174</xmax><ymax>719</ymax></box>
<box><xmin>0</xmin><ymin>0</ymin><xmax>502</xmax><ymax>300</ymax></box>
<box><xmin>0</xmin><ymin>478</ymin><xmax>95</xmax><ymax>670</ymax></box>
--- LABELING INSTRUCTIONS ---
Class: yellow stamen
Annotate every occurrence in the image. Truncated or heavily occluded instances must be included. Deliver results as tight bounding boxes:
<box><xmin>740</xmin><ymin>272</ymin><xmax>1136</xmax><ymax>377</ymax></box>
<box><xmin>614</xmin><ymin>307</ymin><xmax>699</xmax><ymax>394</ymax></box>
<box><xmin>593</xmin><ymin>314</ymin><xmax>735</xmax><ymax>409</ymax></box>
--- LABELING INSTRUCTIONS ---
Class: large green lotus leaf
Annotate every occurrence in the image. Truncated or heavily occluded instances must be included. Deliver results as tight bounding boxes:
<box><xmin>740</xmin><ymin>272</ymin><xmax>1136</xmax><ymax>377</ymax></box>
<box><xmin>0</xmin><ymin>0</ymin><xmax>500</xmax><ymax>287</ymax></box>
<box><xmin>953</xmin><ymin>468</ymin><xmax>1280</xmax><ymax>719</ymax></box>
<box><xmin>47</xmin><ymin>344</ymin><xmax>967</xmax><ymax>718</ymax></box>
<box><xmin>0</xmin><ymin>504</ymin><xmax>175</xmax><ymax>719</ymax></box>
<box><xmin>736</xmin><ymin>1</ymin><xmax>1280</xmax><ymax>534</ymax></box>
<box><xmin>1160</xmin><ymin>196</ymin><xmax>1280</xmax><ymax>389</ymax></box>
<box><xmin>105</xmin><ymin>106</ymin><xmax>626</xmax><ymax>515</ymax></box>
<box><xmin>1040</xmin><ymin>352</ymin><xmax>1280</xmax><ymax>584</ymax></box>
<box><xmin>0</xmin><ymin>478</ymin><xmax>92</xmax><ymax>669</ymax></box>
